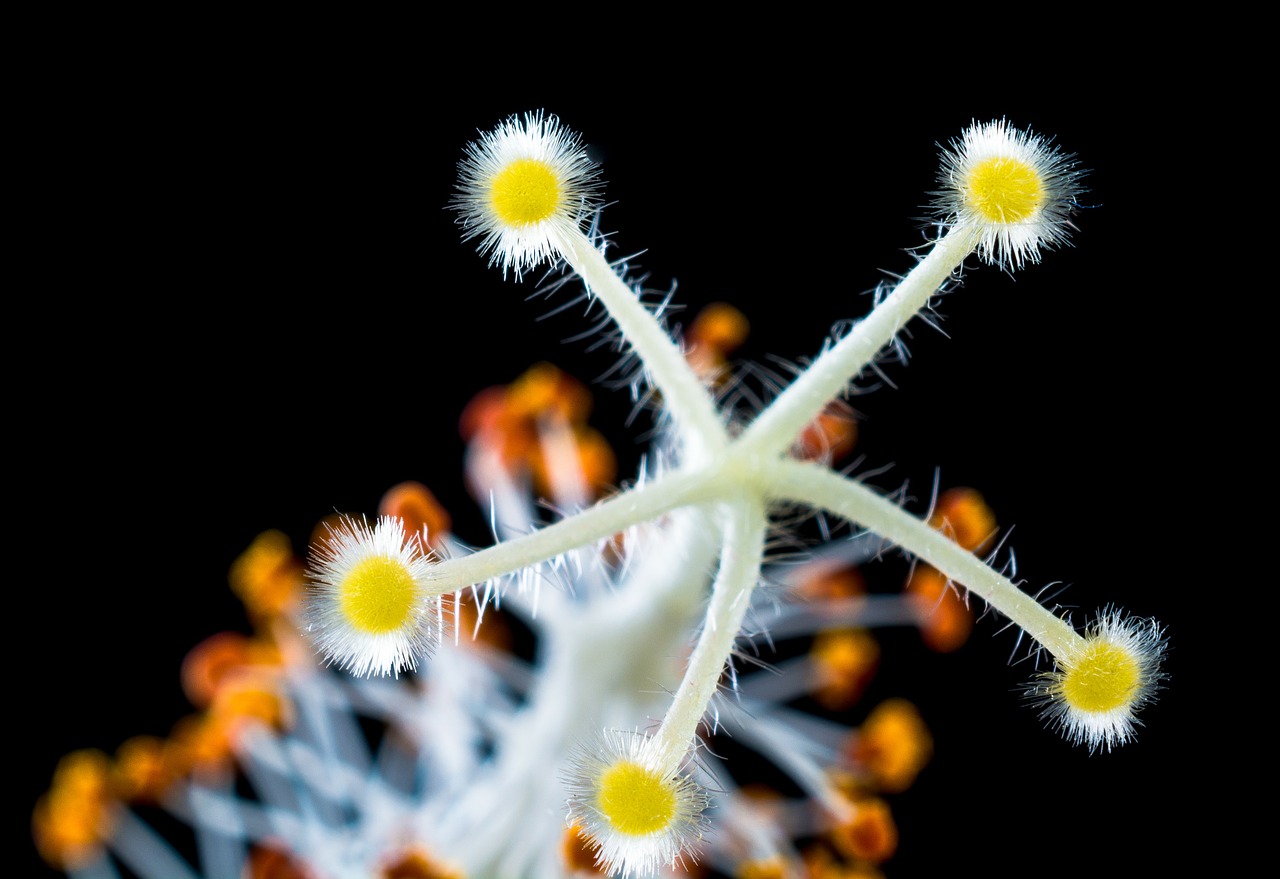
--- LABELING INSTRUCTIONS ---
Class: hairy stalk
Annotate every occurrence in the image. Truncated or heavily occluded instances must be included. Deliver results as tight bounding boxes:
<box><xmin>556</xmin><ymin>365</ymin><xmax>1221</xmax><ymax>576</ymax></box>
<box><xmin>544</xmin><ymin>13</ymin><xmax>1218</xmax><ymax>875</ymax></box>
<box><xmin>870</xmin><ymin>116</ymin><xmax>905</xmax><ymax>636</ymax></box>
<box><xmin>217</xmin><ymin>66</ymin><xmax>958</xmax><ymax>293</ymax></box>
<box><xmin>736</xmin><ymin>225</ymin><xmax>981</xmax><ymax>461</ymax></box>
<box><xmin>649</xmin><ymin>498</ymin><xmax>768</xmax><ymax>771</ymax></box>
<box><xmin>556</xmin><ymin>228</ymin><xmax>729</xmax><ymax>461</ymax></box>
<box><xmin>426</xmin><ymin>468</ymin><xmax>724</xmax><ymax>596</ymax></box>
<box><xmin>766</xmin><ymin>459</ymin><xmax>1081</xmax><ymax>658</ymax></box>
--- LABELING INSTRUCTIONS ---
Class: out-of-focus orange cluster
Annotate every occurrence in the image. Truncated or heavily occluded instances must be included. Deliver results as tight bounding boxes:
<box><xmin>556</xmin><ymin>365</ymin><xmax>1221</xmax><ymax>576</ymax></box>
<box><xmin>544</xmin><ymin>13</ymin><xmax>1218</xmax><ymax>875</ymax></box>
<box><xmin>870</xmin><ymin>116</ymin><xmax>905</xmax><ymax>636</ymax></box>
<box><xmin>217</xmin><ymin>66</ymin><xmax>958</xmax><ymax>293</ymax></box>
<box><xmin>377</xmin><ymin>847</ymin><xmax>468</xmax><ymax>879</ymax></box>
<box><xmin>244</xmin><ymin>845</ymin><xmax>317</xmax><ymax>879</ymax></box>
<box><xmin>826</xmin><ymin>795</ymin><xmax>898</xmax><ymax>866</ymax></box>
<box><xmin>34</xmin><ymin>317</ymin><xmax>1004</xmax><ymax>879</ymax></box>
<box><xmin>181</xmin><ymin>631</ymin><xmax>292</xmax><ymax>751</ymax></box>
<box><xmin>802</xmin><ymin>846</ymin><xmax>889</xmax><ymax>879</ymax></box>
<box><xmin>685</xmin><ymin>303</ymin><xmax>858</xmax><ymax>467</ymax></box>
<box><xmin>794</xmin><ymin>566</ymin><xmax>867</xmax><ymax>605</ymax></box>
<box><xmin>794</xmin><ymin>566</ymin><xmax>880</xmax><ymax>711</ymax></box>
<box><xmin>793</xmin><ymin>568</ymin><xmax>875</xmax><ymax>710</ymax></box>
<box><xmin>32</xmin><ymin>750</ymin><xmax>118</xmax><ymax>869</ymax></box>
<box><xmin>926</xmin><ymin>487</ymin><xmax>997</xmax><ymax>555</ymax></box>
<box><xmin>379</xmin><ymin>481</ymin><xmax>452</xmax><ymax>550</ymax></box>
<box><xmin>756</xmin><ymin>698</ymin><xmax>931</xmax><ymax>879</ymax></box>
<box><xmin>460</xmin><ymin>362</ymin><xmax>616</xmax><ymax>501</ymax></box>
<box><xmin>245</xmin><ymin>843</ymin><xmax>464</xmax><ymax>879</ymax></box>
<box><xmin>34</xmin><ymin>620</ymin><xmax>299</xmax><ymax>868</ymax></box>
<box><xmin>734</xmin><ymin>856</ymin><xmax>790</xmax><ymax>879</ymax></box>
<box><xmin>844</xmin><ymin>698</ymin><xmax>933</xmax><ymax>796</ymax></box>
<box><xmin>561</xmin><ymin>822</ymin><xmax>710</xmax><ymax>876</ymax></box>
<box><xmin>905</xmin><ymin>566</ymin><xmax>971</xmax><ymax>653</ymax></box>
<box><xmin>793</xmin><ymin>401</ymin><xmax>858</xmax><ymax>466</ymax></box>
<box><xmin>791</xmin><ymin>490</ymin><xmax>978</xmax><ymax>879</ymax></box>
<box><xmin>811</xmin><ymin>629</ymin><xmax>881</xmax><ymax>711</ymax></box>
<box><xmin>710</xmin><ymin>553</ymin><xmax>934</xmax><ymax>876</ymax></box>
<box><xmin>905</xmin><ymin>487</ymin><xmax>997</xmax><ymax>653</ymax></box>
<box><xmin>230</xmin><ymin>529</ymin><xmax>306</xmax><ymax>622</ymax></box>
<box><xmin>35</xmin><ymin>532</ymin><xmax>310</xmax><ymax>869</ymax></box>
<box><xmin>561</xmin><ymin>823</ymin><xmax>605</xmax><ymax>875</ymax></box>
<box><xmin>685</xmin><ymin>301</ymin><xmax>751</xmax><ymax>383</ymax></box>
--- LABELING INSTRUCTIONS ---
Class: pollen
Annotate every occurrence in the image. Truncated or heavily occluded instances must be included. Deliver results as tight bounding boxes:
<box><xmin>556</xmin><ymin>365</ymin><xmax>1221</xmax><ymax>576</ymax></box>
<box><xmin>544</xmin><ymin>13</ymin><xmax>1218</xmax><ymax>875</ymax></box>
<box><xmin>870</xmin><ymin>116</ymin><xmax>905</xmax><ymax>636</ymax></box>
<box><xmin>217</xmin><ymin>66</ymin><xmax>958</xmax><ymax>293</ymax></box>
<box><xmin>963</xmin><ymin>155</ymin><xmax>1044</xmax><ymax>224</ymax></box>
<box><xmin>847</xmin><ymin>698</ymin><xmax>933</xmax><ymax>794</ymax></box>
<box><xmin>796</xmin><ymin>402</ymin><xmax>859</xmax><ymax>465</ymax></box>
<box><xmin>229</xmin><ymin>529</ymin><xmax>305</xmax><ymax>620</ymax></box>
<box><xmin>489</xmin><ymin>157</ymin><xmax>562</xmax><ymax>227</ymax></box>
<box><xmin>737</xmin><ymin>857</ymin><xmax>788</xmax><ymax>879</ymax></box>
<box><xmin>168</xmin><ymin>712</ymin><xmax>236</xmax><ymax>771</ymax></box>
<box><xmin>596</xmin><ymin>761</ymin><xmax>678</xmax><ymax>836</ymax></box>
<box><xmin>1060</xmin><ymin>640</ymin><xmax>1141</xmax><ymax>713</ymax></box>
<box><xmin>906</xmin><ymin>565</ymin><xmax>973</xmax><ymax>653</ymax></box>
<box><xmin>830</xmin><ymin>796</ymin><xmax>898</xmax><ymax>864</ymax></box>
<box><xmin>245</xmin><ymin>845</ymin><xmax>315</xmax><ymax>879</ymax></box>
<box><xmin>811</xmin><ymin>628</ymin><xmax>880</xmax><ymax>710</ymax></box>
<box><xmin>33</xmin><ymin>749</ymin><xmax>117</xmax><ymax>869</ymax></box>
<box><xmin>379</xmin><ymin>846</ymin><xmax>467</xmax><ymax>879</ymax></box>
<box><xmin>380</xmin><ymin>481</ymin><xmax>451</xmax><ymax>549</ymax></box>
<box><xmin>338</xmin><ymin>556</ymin><xmax>419</xmax><ymax>634</ymax></box>
<box><xmin>181</xmin><ymin>631</ymin><xmax>280</xmax><ymax>709</ymax></box>
<box><xmin>927</xmin><ymin>487</ymin><xmax>997</xmax><ymax>554</ymax></box>
<box><xmin>561</xmin><ymin>823</ymin><xmax>605</xmax><ymax>873</ymax></box>
<box><xmin>686</xmin><ymin>301</ymin><xmax>750</xmax><ymax>381</ymax></box>
<box><xmin>112</xmin><ymin>735</ymin><xmax>175</xmax><ymax>803</ymax></box>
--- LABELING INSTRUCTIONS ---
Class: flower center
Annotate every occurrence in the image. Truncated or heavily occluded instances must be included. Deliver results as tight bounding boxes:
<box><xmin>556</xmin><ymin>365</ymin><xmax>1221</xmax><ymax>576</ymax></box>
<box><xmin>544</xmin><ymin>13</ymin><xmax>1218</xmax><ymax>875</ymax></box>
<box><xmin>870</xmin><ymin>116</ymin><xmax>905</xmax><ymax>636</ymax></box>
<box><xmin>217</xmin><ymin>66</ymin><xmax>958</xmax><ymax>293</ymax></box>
<box><xmin>338</xmin><ymin>557</ymin><xmax>417</xmax><ymax>634</ymax></box>
<box><xmin>964</xmin><ymin>156</ymin><xmax>1044</xmax><ymax>223</ymax></box>
<box><xmin>596</xmin><ymin>761</ymin><xmax>677</xmax><ymax>836</ymax></box>
<box><xmin>1061</xmin><ymin>641</ymin><xmax>1140</xmax><ymax>713</ymax></box>
<box><xmin>489</xmin><ymin>158</ymin><xmax>562</xmax><ymax>226</ymax></box>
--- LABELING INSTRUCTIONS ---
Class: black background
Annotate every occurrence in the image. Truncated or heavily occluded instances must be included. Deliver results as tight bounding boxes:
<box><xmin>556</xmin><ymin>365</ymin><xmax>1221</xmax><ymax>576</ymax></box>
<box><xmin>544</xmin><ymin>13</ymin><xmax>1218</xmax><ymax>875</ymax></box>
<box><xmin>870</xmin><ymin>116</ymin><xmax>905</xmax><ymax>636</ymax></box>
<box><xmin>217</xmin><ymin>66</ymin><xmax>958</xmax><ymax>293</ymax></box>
<box><xmin>20</xmin><ymin>45</ymin><xmax>1226</xmax><ymax>879</ymax></box>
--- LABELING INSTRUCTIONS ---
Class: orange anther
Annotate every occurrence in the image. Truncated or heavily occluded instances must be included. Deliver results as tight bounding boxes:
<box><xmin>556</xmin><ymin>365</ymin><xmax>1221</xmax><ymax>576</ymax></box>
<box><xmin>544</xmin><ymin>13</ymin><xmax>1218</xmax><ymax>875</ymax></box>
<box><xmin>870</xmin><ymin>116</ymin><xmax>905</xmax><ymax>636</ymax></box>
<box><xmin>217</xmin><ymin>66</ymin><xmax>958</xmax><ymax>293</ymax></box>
<box><xmin>32</xmin><ymin>749</ymin><xmax>117</xmax><ymax>869</ymax></box>
<box><xmin>686</xmin><ymin>302</ymin><xmax>750</xmax><ymax>378</ymax></box>
<box><xmin>111</xmin><ymin>735</ymin><xmax>176</xmax><ymax>803</ymax></box>
<box><xmin>380</xmin><ymin>481</ymin><xmax>452</xmax><ymax>549</ymax></box>
<box><xmin>561</xmin><ymin>822</ymin><xmax>605</xmax><ymax>873</ymax></box>
<box><xmin>246</xmin><ymin>845</ymin><xmax>316</xmax><ymax>879</ymax></box>
<box><xmin>530</xmin><ymin>425</ymin><xmax>618</xmax><ymax>500</ymax></box>
<box><xmin>927</xmin><ymin>487</ymin><xmax>997</xmax><ymax>553</ymax></box>
<box><xmin>690</xmin><ymin>302</ymin><xmax>750</xmax><ymax>353</ymax></box>
<box><xmin>794</xmin><ymin>565</ymin><xmax>867</xmax><ymax>603</ymax></box>
<box><xmin>182</xmin><ymin>631</ymin><xmax>280</xmax><ymax>709</ymax></box>
<box><xmin>230</xmin><ymin>529</ymin><xmax>306</xmax><ymax>621</ymax></box>
<box><xmin>811</xmin><ymin>629</ymin><xmax>880</xmax><ymax>711</ymax></box>
<box><xmin>380</xmin><ymin>846</ymin><xmax>467</xmax><ymax>878</ymax></box>
<box><xmin>796</xmin><ymin>403</ymin><xmax>858</xmax><ymax>464</ymax></box>
<box><xmin>571</xmin><ymin>427</ymin><xmax>617</xmax><ymax>493</ymax></box>
<box><xmin>459</xmin><ymin>384</ymin><xmax>511</xmax><ymax>441</ymax></box>
<box><xmin>802</xmin><ymin>845</ymin><xmax>886</xmax><ymax>879</ymax></box>
<box><xmin>461</xmin><ymin>365</ymin><xmax>601</xmax><ymax>486</ymax></box>
<box><xmin>507</xmin><ymin>362</ymin><xmax>592</xmax><ymax>425</ymax></box>
<box><xmin>829</xmin><ymin>797</ymin><xmax>897</xmax><ymax>864</ymax></box>
<box><xmin>847</xmin><ymin>699</ymin><xmax>932</xmax><ymax>794</ymax></box>
<box><xmin>736</xmin><ymin>856</ymin><xmax>789</xmax><ymax>879</ymax></box>
<box><xmin>212</xmin><ymin>673</ymin><xmax>290</xmax><ymax>738</ymax></box>
<box><xmin>167</xmin><ymin>712</ymin><xmax>236</xmax><ymax>772</ymax></box>
<box><xmin>905</xmin><ymin>565</ymin><xmax>973</xmax><ymax>653</ymax></box>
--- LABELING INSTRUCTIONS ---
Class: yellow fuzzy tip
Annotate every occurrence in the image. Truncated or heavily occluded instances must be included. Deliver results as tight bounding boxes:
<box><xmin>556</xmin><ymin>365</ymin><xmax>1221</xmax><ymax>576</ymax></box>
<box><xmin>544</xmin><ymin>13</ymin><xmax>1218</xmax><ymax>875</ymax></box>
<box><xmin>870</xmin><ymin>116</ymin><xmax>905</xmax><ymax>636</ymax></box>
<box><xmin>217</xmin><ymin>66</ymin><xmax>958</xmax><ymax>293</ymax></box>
<box><xmin>489</xmin><ymin>158</ymin><xmax>561</xmax><ymax>226</ymax></box>
<box><xmin>964</xmin><ymin>156</ymin><xmax>1044</xmax><ymax>224</ymax></box>
<box><xmin>596</xmin><ymin>761</ymin><xmax>677</xmax><ymax>836</ymax></box>
<box><xmin>338</xmin><ymin>557</ymin><xmax>418</xmax><ymax>634</ymax></box>
<box><xmin>1061</xmin><ymin>641</ymin><xmax>1141</xmax><ymax>713</ymax></box>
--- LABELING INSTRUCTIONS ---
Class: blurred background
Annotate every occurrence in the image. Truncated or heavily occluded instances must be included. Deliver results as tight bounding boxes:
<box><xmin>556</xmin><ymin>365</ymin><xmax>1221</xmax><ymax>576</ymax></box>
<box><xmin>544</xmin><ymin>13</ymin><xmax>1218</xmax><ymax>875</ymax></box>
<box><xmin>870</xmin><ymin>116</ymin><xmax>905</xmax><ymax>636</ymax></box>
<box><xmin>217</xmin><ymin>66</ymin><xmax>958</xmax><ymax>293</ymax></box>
<box><xmin>21</xmin><ymin>57</ymin><xmax>1218</xmax><ymax>878</ymax></box>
